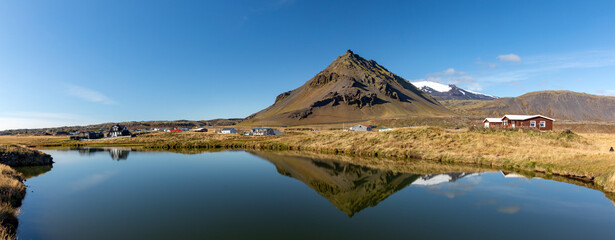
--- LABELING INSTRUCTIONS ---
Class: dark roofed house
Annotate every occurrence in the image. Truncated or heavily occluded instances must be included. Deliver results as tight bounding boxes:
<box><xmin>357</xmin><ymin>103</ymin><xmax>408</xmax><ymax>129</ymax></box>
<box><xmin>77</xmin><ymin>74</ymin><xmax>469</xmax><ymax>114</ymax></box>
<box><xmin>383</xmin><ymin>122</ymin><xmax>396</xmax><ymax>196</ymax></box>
<box><xmin>54</xmin><ymin>131</ymin><xmax>70</xmax><ymax>136</ymax></box>
<box><xmin>70</xmin><ymin>131</ymin><xmax>104</xmax><ymax>140</ymax></box>
<box><xmin>109</xmin><ymin>125</ymin><xmax>131</xmax><ymax>137</ymax></box>
<box><xmin>192</xmin><ymin>128</ymin><xmax>208</xmax><ymax>132</ymax></box>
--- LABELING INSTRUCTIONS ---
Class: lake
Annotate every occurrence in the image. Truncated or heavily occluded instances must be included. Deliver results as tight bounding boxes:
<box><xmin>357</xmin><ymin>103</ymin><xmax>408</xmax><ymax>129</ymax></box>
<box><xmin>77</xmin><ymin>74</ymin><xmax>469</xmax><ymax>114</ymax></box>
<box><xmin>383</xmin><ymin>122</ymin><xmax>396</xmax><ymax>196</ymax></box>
<box><xmin>14</xmin><ymin>148</ymin><xmax>615</xmax><ymax>239</ymax></box>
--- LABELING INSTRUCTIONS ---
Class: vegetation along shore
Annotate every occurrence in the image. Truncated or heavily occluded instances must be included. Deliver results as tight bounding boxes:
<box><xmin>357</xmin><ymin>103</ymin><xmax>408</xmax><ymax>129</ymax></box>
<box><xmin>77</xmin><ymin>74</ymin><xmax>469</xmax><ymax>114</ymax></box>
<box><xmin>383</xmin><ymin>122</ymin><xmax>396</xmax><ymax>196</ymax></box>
<box><xmin>0</xmin><ymin>145</ymin><xmax>53</xmax><ymax>239</ymax></box>
<box><xmin>3</xmin><ymin>127</ymin><xmax>615</xmax><ymax>193</ymax></box>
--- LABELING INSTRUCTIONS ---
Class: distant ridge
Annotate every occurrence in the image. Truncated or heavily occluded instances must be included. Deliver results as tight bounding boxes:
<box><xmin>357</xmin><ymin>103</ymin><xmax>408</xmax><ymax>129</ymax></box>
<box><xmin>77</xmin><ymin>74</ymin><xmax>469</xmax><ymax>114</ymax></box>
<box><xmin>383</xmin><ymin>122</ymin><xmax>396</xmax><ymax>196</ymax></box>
<box><xmin>0</xmin><ymin>119</ymin><xmax>243</xmax><ymax>135</ymax></box>
<box><xmin>442</xmin><ymin>90</ymin><xmax>615</xmax><ymax>122</ymax></box>
<box><xmin>244</xmin><ymin>50</ymin><xmax>452</xmax><ymax>126</ymax></box>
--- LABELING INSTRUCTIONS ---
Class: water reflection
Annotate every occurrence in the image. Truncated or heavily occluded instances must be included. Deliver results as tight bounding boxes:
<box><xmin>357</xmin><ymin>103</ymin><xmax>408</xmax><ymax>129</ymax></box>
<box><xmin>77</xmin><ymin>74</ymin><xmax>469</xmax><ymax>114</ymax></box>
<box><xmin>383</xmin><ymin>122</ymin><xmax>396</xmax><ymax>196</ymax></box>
<box><xmin>16</xmin><ymin>149</ymin><xmax>615</xmax><ymax>239</ymax></box>
<box><xmin>14</xmin><ymin>165</ymin><xmax>53</xmax><ymax>180</ymax></box>
<box><xmin>251</xmin><ymin>151</ymin><xmax>477</xmax><ymax>216</ymax></box>
<box><xmin>72</xmin><ymin>147</ymin><xmax>131</xmax><ymax>161</ymax></box>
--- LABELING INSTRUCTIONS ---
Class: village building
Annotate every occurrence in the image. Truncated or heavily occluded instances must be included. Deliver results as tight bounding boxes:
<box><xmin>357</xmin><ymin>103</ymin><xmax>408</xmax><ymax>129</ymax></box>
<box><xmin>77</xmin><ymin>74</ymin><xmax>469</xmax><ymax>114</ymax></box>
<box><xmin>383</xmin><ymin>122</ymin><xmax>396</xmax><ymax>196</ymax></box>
<box><xmin>249</xmin><ymin>128</ymin><xmax>275</xmax><ymax>136</ymax></box>
<box><xmin>349</xmin><ymin>125</ymin><xmax>372</xmax><ymax>131</ymax></box>
<box><xmin>70</xmin><ymin>131</ymin><xmax>104</xmax><ymax>140</ymax></box>
<box><xmin>483</xmin><ymin>118</ymin><xmax>503</xmax><ymax>128</ymax></box>
<box><xmin>220</xmin><ymin>128</ymin><xmax>237</xmax><ymax>134</ymax></box>
<box><xmin>248</xmin><ymin>128</ymin><xmax>284</xmax><ymax>136</ymax></box>
<box><xmin>501</xmin><ymin>115</ymin><xmax>555</xmax><ymax>130</ymax></box>
<box><xmin>108</xmin><ymin>125</ymin><xmax>131</xmax><ymax>137</ymax></box>
<box><xmin>192</xmin><ymin>128</ymin><xmax>208</xmax><ymax>132</ymax></box>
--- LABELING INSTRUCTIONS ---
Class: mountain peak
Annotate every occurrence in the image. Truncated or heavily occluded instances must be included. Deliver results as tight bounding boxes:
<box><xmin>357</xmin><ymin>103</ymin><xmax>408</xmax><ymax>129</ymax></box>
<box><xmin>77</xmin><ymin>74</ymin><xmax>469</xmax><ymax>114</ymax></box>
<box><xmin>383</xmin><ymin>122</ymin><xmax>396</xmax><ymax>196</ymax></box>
<box><xmin>244</xmin><ymin>50</ymin><xmax>451</xmax><ymax>125</ymax></box>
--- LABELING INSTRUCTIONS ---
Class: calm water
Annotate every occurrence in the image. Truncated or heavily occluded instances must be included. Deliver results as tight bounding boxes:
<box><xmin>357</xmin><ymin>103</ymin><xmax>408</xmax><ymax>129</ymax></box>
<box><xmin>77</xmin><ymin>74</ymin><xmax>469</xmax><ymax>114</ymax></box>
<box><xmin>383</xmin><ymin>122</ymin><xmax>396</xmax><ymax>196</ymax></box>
<box><xmin>14</xmin><ymin>148</ymin><xmax>615</xmax><ymax>240</ymax></box>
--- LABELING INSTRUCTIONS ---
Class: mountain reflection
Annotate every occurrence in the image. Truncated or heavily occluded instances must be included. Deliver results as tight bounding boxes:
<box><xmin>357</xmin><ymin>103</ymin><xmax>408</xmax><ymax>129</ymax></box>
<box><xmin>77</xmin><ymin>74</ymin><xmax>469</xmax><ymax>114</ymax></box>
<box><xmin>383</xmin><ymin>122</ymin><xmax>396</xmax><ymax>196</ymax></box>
<box><xmin>250</xmin><ymin>151</ymin><xmax>475</xmax><ymax>216</ymax></box>
<box><xmin>73</xmin><ymin>147</ymin><xmax>131</xmax><ymax>161</ymax></box>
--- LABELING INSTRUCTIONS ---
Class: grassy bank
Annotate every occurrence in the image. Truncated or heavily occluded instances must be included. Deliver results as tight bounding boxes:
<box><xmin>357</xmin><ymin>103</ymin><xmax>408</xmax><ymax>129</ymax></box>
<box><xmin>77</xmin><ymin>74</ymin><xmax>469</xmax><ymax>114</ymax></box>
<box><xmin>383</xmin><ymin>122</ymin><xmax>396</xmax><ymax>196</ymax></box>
<box><xmin>0</xmin><ymin>145</ymin><xmax>54</xmax><ymax>167</ymax></box>
<box><xmin>0</xmin><ymin>145</ymin><xmax>53</xmax><ymax>239</ymax></box>
<box><xmin>0</xmin><ymin>165</ymin><xmax>25</xmax><ymax>239</ymax></box>
<box><xmin>3</xmin><ymin>128</ymin><xmax>615</xmax><ymax>192</ymax></box>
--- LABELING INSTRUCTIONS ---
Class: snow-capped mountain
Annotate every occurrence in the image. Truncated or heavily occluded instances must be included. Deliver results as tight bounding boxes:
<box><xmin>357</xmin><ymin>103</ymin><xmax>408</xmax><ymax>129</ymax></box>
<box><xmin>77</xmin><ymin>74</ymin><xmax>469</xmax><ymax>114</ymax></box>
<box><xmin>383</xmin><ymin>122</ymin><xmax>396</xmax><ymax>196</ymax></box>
<box><xmin>411</xmin><ymin>81</ymin><xmax>498</xmax><ymax>100</ymax></box>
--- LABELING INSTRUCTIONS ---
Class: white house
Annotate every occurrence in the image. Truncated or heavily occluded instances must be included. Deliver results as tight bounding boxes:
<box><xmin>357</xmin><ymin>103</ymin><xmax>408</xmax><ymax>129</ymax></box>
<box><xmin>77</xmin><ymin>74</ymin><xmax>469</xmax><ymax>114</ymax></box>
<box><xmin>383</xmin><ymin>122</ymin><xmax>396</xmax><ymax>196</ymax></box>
<box><xmin>349</xmin><ymin>125</ymin><xmax>372</xmax><ymax>131</ymax></box>
<box><xmin>220</xmin><ymin>128</ymin><xmax>237</xmax><ymax>134</ymax></box>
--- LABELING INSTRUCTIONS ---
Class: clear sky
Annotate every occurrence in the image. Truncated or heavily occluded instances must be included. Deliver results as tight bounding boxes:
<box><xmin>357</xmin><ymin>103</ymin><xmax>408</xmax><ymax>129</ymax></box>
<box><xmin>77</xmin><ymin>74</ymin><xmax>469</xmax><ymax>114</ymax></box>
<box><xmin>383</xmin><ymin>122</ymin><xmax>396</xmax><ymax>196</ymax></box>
<box><xmin>1</xmin><ymin>0</ymin><xmax>615</xmax><ymax>130</ymax></box>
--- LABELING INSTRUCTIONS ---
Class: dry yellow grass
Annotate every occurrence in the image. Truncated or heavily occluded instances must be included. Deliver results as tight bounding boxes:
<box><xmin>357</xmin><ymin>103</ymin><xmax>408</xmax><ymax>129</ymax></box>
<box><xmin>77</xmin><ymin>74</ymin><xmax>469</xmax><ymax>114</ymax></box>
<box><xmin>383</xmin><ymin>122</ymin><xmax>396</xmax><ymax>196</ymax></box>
<box><xmin>0</xmin><ymin>164</ymin><xmax>25</xmax><ymax>239</ymax></box>
<box><xmin>0</xmin><ymin>135</ymin><xmax>66</xmax><ymax>146</ymax></box>
<box><xmin>0</xmin><ymin>144</ymin><xmax>51</xmax><ymax>239</ymax></box>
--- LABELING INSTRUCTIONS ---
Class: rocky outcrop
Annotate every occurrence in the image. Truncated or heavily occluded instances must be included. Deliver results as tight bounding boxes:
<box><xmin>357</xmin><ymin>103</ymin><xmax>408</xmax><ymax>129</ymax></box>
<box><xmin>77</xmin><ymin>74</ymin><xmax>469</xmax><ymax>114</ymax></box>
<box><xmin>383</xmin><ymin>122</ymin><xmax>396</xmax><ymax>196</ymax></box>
<box><xmin>274</xmin><ymin>91</ymin><xmax>292</xmax><ymax>104</ymax></box>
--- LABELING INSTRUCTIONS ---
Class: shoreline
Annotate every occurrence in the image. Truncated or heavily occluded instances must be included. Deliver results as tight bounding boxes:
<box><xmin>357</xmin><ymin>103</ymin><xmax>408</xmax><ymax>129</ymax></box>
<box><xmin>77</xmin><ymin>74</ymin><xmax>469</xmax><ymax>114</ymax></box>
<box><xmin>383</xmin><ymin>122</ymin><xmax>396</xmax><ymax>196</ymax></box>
<box><xmin>0</xmin><ymin>145</ymin><xmax>53</xmax><ymax>239</ymax></box>
<box><xmin>3</xmin><ymin>127</ymin><xmax>615</xmax><ymax>193</ymax></box>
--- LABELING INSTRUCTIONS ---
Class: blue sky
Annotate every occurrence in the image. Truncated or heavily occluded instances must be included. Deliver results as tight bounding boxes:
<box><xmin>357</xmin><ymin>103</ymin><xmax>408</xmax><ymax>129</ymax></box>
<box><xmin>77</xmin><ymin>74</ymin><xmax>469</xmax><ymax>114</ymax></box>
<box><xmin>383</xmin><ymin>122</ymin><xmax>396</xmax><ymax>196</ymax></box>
<box><xmin>1</xmin><ymin>0</ymin><xmax>615</xmax><ymax>130</ymax></box>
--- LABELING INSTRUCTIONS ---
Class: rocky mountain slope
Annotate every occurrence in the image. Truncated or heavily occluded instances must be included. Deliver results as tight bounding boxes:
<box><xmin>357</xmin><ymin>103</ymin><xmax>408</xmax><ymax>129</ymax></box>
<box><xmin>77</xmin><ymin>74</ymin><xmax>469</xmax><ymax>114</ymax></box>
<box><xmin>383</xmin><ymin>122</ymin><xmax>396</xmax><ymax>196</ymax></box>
<box><xmin>442</xmin><ymin>90</ymin><xmax>615</xmax><ymax>121</ymax></box>
<box><xmin>411</xmin><ymin>81</ymin><xmax>498</xmax><ymax>100</ymax></box>
<box><xmin>244</xmin><ymin>50</ymin><xmax>452</xmax><ymax>126</ymax></box>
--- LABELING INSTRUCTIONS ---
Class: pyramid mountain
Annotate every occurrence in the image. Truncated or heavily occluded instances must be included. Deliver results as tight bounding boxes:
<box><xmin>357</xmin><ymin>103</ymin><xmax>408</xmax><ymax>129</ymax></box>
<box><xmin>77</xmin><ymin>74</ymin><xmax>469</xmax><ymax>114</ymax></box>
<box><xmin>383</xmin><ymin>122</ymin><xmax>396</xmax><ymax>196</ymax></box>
<box><xmin>244</xmin><ymin>50</ymin><xmax>452</xmax><ymax>126</ymax></box>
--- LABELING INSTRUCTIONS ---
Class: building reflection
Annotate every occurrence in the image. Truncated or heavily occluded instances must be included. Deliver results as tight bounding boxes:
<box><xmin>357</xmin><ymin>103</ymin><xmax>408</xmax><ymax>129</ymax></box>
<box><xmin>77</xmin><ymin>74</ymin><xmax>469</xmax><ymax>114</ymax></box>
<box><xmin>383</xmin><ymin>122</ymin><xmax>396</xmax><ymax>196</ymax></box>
<box><xmin>72</xmin><ymin>147</ymin><xmax>131</xmax><ymax>161</ymax></box>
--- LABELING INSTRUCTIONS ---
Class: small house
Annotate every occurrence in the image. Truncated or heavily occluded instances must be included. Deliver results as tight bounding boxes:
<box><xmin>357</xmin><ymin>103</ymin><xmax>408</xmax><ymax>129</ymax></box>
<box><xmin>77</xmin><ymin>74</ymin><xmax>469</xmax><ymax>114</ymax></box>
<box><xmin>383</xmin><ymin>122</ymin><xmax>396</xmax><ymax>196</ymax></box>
<box><xmin>192</xmin><ymin>128</ymin><xmax>208</xmax><ymax>132</ymax></box>
<box><xmin>483</xmin><ymin>118</ymin><xmax>503</xmax><ymax>128</ymax></box>
<box><xmin>501</xmin><ymin>115</ymin><xmax>555</xmax><ymax>131</ymax></box>
<box><xmin>249</xmin><ymin>128</ymin><xmax>279</xmax><ymax>136</ymax></box>
<box><xmin>220</xmin><ymin>128</ymin><xmax>237</xmax><ymax>134</ymax></box>
<box><xmin>109</xmin><ymin>125</ymin><xmax>131</xmax><ymax>137</ymax></box>
<box><xmin>349</xmin><ymin>125</ymin><xmax>372</xmax><ymax>132</ymax></box>
<box><xmin>70</xmin><ymin>131</ymin><xmax>104</xmax><ymax>140</ymax></box>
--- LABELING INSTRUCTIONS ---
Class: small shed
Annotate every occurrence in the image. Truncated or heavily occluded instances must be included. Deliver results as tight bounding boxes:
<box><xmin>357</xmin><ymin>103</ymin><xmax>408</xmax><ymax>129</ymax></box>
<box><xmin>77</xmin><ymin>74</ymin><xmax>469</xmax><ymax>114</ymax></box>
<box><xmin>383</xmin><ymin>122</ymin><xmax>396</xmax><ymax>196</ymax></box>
<box><xmin>483</xmin><ymin>118</ymin><xmax>503</xmax><ymax>128</ymax></box>
<box><xmin>349</xmin><ymin>125</ymin><xmax>372</xmax><ymax>132</ymax></box>
<box><xmin>220</xmin><ymin>128</ymin><xmax>237</xmax><ymax>134</ymax></box>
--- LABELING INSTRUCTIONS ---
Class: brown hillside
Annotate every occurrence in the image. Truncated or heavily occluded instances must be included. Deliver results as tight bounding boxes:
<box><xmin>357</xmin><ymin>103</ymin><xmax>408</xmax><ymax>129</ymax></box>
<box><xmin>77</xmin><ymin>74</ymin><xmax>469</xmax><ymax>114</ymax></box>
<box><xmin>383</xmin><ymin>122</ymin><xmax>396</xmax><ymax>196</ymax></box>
<box><xmin>442</xmin><ymin>90</ymin><xmax>615</xmax><ymax>121</ymax></box>
<box><xmin>243</xmin><ymin>50</ymin><xmax>452</xmax><ymax>126</ymax></box>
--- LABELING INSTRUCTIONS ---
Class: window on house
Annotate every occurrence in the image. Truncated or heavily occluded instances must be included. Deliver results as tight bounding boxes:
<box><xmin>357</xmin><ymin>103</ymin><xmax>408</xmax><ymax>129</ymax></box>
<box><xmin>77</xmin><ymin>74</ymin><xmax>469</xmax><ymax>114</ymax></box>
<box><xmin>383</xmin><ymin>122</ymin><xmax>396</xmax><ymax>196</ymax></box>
<box><xmin>530</xmin><ymin>121</ymin><xmax>536</xmax><ymax>127</ymax></box>
<box><xmin>540</xmin><ymin>121</ymin><xmax>546</xmax><ymax>128</ymax></box>
<box><xmin>504</xmin><ymin>120</ymin><xmax>508</xmax><ymax>125</ymax></box>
